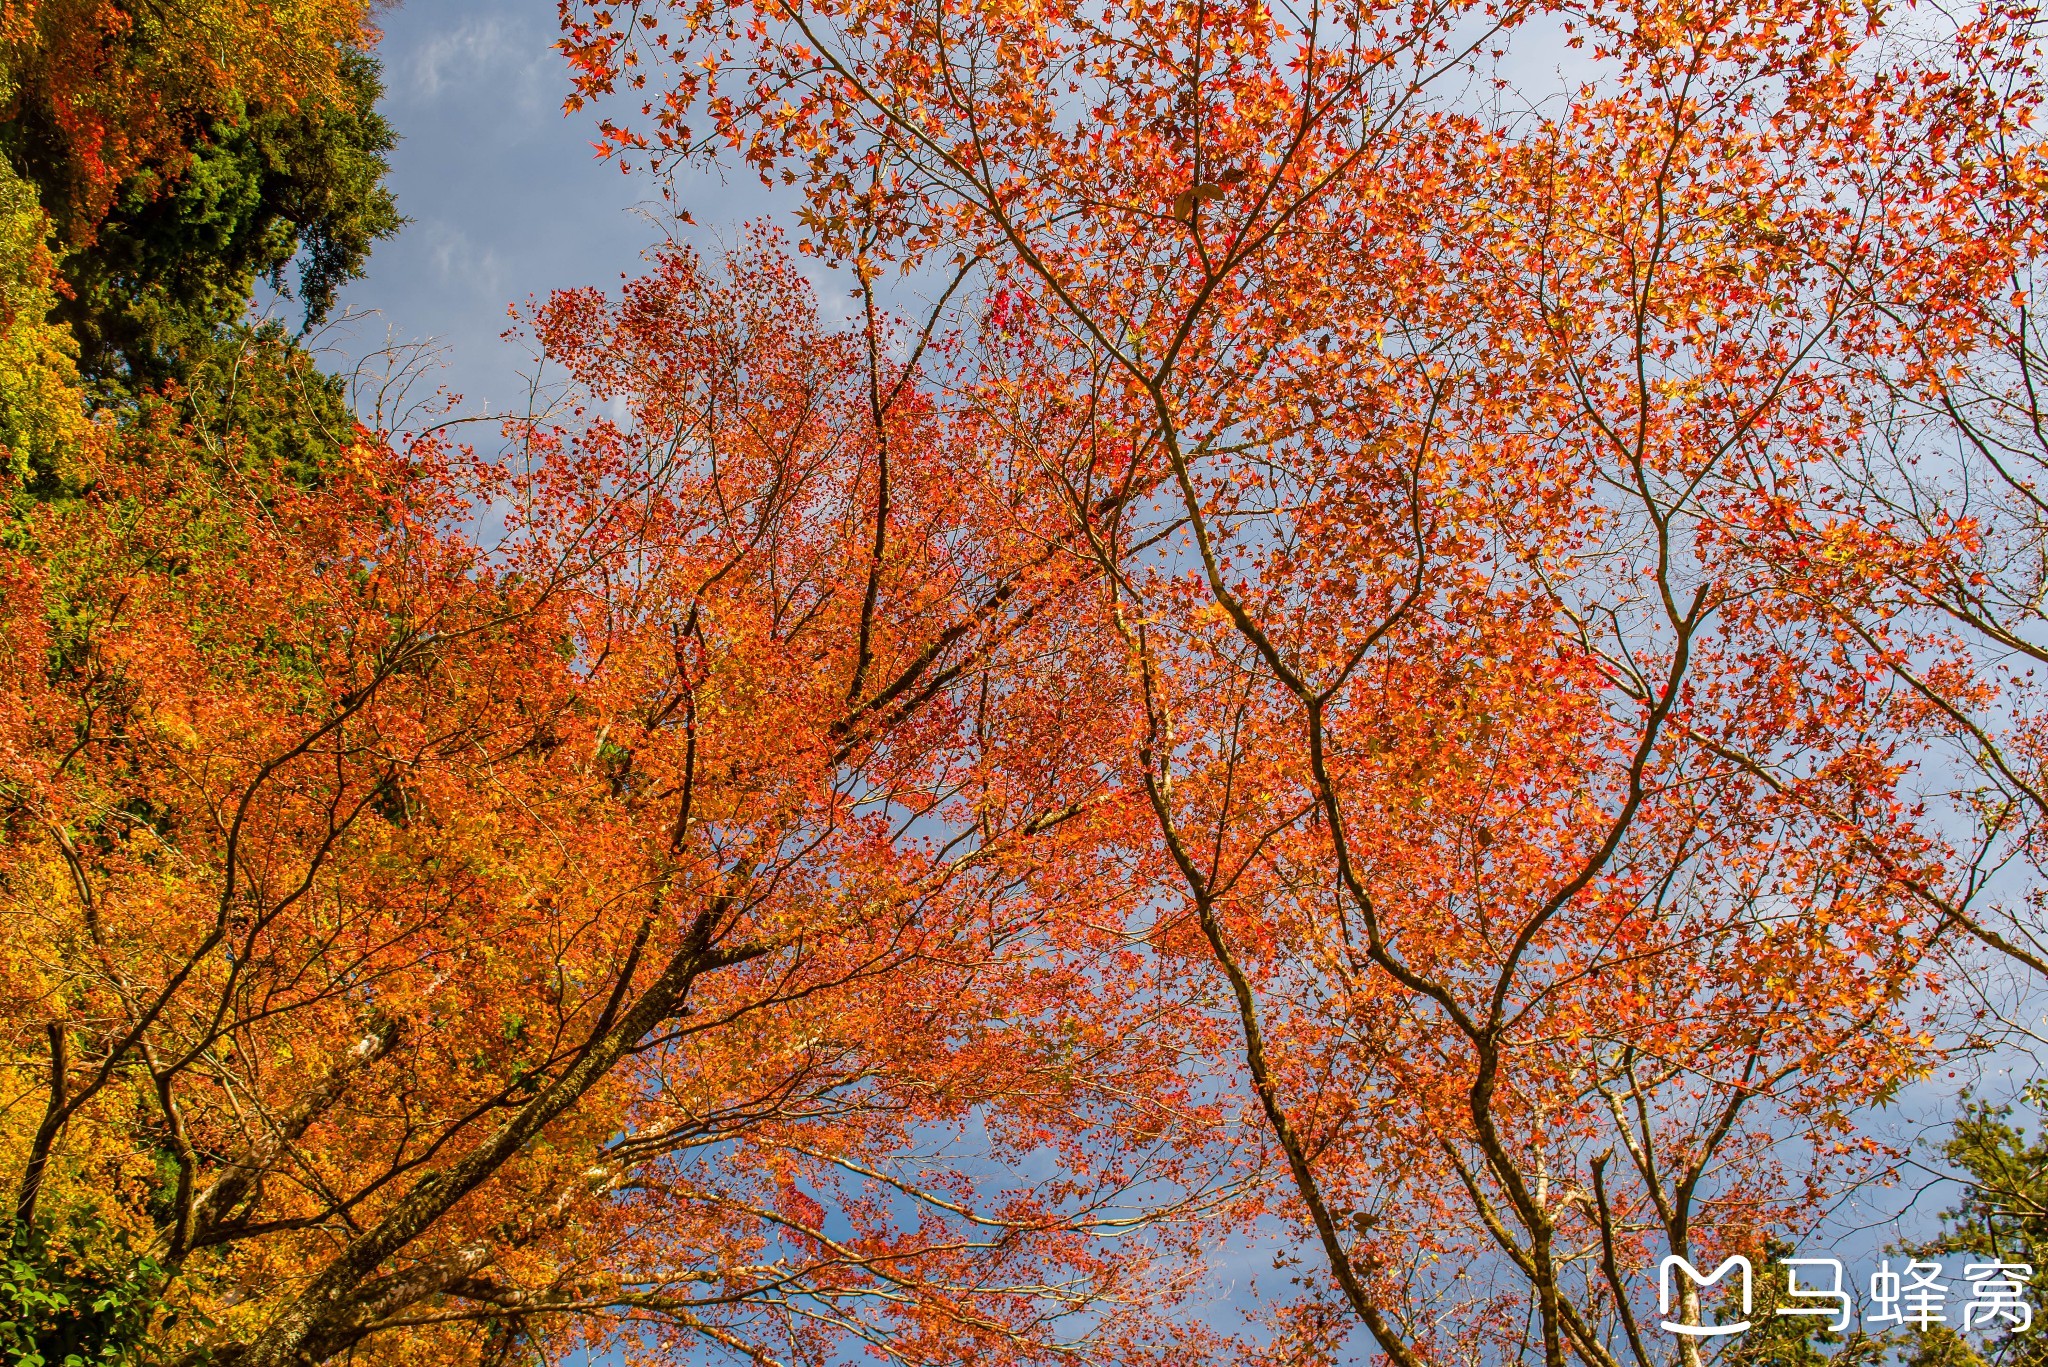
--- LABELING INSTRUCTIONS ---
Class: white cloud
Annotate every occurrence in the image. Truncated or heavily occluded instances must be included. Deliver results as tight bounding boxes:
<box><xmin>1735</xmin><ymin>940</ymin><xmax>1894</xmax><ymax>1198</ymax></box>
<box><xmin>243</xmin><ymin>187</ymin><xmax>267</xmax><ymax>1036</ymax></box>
<box><xmin>397</xmin><ymin>15</ymin><xmax>555</xmax><ymax>119</ymax></box>
<box><xmin>421</xmin><ymin>221</ymin><xmax>506</xmax><ymax>302</ymax></box>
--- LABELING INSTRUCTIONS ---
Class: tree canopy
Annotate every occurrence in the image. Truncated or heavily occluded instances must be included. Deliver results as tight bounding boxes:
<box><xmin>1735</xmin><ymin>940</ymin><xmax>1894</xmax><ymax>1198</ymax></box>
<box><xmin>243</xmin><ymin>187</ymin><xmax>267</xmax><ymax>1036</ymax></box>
<box><xmin>2</xmin><ymin>0</ymin><xmax>2048</xmax><ymax>1363</ymax></box>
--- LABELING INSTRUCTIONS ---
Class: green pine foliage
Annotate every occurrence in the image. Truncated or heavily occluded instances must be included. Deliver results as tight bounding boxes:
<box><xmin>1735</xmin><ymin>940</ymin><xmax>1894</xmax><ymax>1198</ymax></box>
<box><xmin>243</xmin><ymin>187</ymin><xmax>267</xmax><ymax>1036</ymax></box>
<box><xmin>1902</xmin><ymin>1091</ymin><xmax>2048</xmax><ymax>1367</ymax></box>
<box><xmin>53</xmin><ymin>52</ymin><xmax>402</xmax><ymax>393</ymax></box>
<box><xmin>0</xmin><ymin>44</ymin><xmax>398</xmax><ymax>505</ymax></box>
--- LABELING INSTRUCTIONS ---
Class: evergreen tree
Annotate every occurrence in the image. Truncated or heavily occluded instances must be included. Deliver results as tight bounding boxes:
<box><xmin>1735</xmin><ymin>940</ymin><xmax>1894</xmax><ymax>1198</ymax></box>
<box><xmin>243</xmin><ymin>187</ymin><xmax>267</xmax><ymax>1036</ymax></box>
<box><xmin>1904</xmin><ymin>1093</ymin><xmax>2048</xmax><ymax>1367</ymax></box>
<box><xmin>54</xmin><ymin>51</ymin><xmax>402</xmax><ymax>393</ymax></box>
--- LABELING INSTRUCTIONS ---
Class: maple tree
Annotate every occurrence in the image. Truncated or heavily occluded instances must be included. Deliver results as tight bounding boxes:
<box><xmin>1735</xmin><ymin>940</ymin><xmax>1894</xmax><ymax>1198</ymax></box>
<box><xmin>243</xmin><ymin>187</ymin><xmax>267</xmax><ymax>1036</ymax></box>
<box><xmin>1746</xmin><ymin>98</ymin><xmax>2048</xmax><ymax>1004</ymax></box>
<box><xmin>559</xmin><ymin>0</ymin><xmax>2047</xmax><ymax>1362</ymax></box>
<box><xmin>0</xmin><ymin>233</ymin><xmax>1240</xmax><ymax>1365</ymax></box>
<box><xmin>0</xmin><ymin>150</ymin><xmax>85</xmax><ymax>487</ymax></box>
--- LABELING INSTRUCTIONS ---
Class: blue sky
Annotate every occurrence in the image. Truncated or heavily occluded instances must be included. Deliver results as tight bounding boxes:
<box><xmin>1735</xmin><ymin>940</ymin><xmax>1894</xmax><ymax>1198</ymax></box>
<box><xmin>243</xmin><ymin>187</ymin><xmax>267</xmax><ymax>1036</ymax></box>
<box><xmin>323</xmin><ymin>0</ymin><xmax>815</xmax><ymax>432</ymax></box>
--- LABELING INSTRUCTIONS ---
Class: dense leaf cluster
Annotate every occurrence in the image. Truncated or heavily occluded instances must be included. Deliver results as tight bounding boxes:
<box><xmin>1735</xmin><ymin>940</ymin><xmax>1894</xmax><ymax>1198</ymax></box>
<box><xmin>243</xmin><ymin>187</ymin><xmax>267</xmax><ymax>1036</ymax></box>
<box><xmin>0</xmin><ymin>3</ymin><xmax>397</xmax><ymax>493</ymax></box>
<box><xmin>0</xmin><ymin>5</ymin><xmax>396</xmax><ymax>1364</ymax></box>
<box><xmin>54</xmin><ymin>51</ymin><xmax>400</xmax><ymax>391</ymax></box>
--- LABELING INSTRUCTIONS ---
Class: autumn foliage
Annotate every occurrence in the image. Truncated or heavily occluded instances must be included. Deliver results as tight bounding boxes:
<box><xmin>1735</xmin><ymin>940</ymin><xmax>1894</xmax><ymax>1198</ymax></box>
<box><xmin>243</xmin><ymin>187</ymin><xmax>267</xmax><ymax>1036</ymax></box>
<box><xmin>555</xmin><ymin>0</ymin><xmax>2048</xmax><ymax>1360</ymax></box>
<box><xmin>1</xmin><ymin>235</ymin><xmax>1247</xmax><ymax>1364</ymax></box>
<box><xmin>2</xmin><ymin>0</ymin><xmax>2048</xmax><ymax>1361</ymax></box>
